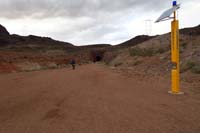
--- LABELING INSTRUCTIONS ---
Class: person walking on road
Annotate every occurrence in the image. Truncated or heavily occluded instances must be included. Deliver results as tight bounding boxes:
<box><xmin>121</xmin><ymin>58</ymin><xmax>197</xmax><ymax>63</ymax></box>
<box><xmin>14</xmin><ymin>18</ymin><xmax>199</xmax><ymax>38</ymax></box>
<box><xmin>70</xmin><ymin>59</ymin><xmax>76</xmax><ymax>70</ymax></box>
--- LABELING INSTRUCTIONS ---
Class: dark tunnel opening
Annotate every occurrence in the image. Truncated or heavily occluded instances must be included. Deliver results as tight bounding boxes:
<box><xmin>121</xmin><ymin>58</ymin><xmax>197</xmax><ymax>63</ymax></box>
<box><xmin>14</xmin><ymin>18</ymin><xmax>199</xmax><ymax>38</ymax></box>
<box><xmin>95</xmin><ymin>55</ymin><xmax>102</xmax><ymax>62</ymax></box>
<box><xmin>90</xmin><ymin>50</ymin><xmax>105</xmax><ymax>63</ymax></box>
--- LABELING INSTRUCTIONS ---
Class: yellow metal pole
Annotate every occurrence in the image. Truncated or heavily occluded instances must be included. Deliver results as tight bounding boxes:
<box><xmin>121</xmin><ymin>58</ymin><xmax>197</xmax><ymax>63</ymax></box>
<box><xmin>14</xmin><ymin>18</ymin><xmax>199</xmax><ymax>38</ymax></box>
<box><xmin>169</xmin><ymin>11</ymin><xmax>183</xmax><ymax>94</ymax></box>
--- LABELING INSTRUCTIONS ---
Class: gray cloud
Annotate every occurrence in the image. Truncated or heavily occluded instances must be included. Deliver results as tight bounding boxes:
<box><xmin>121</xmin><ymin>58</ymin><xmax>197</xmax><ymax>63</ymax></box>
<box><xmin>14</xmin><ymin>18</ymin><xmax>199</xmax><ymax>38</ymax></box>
<box><xmin>0</xmin><ymin>0</ymin><xmax>172</xmax><ymax>19</ymax></box>
<box><xmin>0</xmin><ymin>0</ymin><xmax>199</xmax><ymax>45</ymax></box>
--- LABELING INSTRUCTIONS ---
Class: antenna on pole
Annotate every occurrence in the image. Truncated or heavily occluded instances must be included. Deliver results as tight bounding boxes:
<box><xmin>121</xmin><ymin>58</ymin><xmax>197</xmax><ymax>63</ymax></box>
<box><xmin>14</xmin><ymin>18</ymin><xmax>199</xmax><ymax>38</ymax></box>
<box><xmin>155</xmin><ymin>1</ymin><xmax>183</xmax><ymax>95</ymax></box>
<box><xmin>145</xmin><ymin>19</ymin><xmax>152</xmax><ymax>36</ymax></box>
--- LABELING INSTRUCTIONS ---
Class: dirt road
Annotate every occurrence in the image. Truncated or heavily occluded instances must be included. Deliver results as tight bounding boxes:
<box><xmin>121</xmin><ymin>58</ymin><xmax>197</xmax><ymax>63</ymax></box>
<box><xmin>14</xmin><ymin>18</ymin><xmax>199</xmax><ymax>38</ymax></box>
<box><xmin>0</xmin><ymin>64</ymin><xmax>199</xmax><ymax>133</ymax></box>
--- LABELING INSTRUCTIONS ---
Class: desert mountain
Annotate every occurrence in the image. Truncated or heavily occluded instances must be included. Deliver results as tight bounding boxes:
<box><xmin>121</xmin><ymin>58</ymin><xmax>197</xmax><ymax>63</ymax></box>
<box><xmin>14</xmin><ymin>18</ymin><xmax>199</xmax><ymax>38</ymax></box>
<box><xmin>116</xmin><ymin>35</ymin><xmax>156</xmax><ymax>47</ymax></box>
<box><xmin>0</xmin><ymin>24</ymin><xmax>74</xmax><ymax>52</ymax></box>
<box><xmin>180</xmin><ymin>24</ymin><xmax>200</xmax><ymax>35</ymax></box>
<box><xmin>0</xmin><ymin>24</ymin><xmax>199</xmax><ymax>74</ymax></box>
<box><xmin>0</xmin><ymin>24</ymin><xmax>9</xmax><ymax>36</ymax></box>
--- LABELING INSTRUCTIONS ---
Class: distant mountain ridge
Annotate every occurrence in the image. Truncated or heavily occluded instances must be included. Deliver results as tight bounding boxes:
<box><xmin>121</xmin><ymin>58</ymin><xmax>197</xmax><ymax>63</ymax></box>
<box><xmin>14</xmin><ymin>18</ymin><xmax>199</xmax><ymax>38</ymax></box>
<box><xmin>0</xmin><ymin>24</ymin><xmax>200</xmax><ymax>51</ymax></box>
<box><xmin>0</xmin><ymin>24</ymin><xmax>9</xmax><ymax>36</ymax></box>
<box><xmin>180</xmin><ymin>24</ymin><xmax>200</xmax><ymax>36</ymax></box>
<box><xmin>0</xmin><ymin>24</ymin><xmax>75</xmax><ymax>52</ymax></box>
<box><xmin>116</xmin><ymin>35</ymin><xmax>156</xmax><ymax>47</ymax></box>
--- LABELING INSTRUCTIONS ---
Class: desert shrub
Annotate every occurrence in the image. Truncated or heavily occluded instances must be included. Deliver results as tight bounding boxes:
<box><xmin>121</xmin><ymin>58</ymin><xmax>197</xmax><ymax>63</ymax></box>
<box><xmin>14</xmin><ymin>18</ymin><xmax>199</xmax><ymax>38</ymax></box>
<box><xmin>181</xmin><ymin>61</ymin><xmax>200</xmax><ymax>74</ymax></box>
<box><xmin>129</xmin><ymin>47</ymin><xmax>165</xmax><ymax>57</ymax></box>
<box><xmin>103</xmin><ymin>52</ymin><xmax>118</xmax><ymax>65</ymax></box>
<box><xmin>181</xmin><ymin>43</ymin><xmax>188</xmax><ymax>49</ymax></box>
<box><xmin>114</xmin><ymin>62</ymin><xmax>123</xmax><ymax>67</ymax></box>
<box><xmin>134</xmin><ymin>60</ymin><xmax>143</xmax><ymax>66</ymax></box>
<box><xmin>47</xmin><ymin>63</ymin><xmax>58</xmax><ymax>69</ymax></box>
<box><xmin>191</xmin><ymin>64</ymin><xmax>200</xmax><ymax>74</ymax></box>
<box><xmin>157</xmin><ymin>48</ymin><xmax>165</xmax><ymax>54</ymax></box>
<box><xmin>129</xmin><ymin>48</ymin><xmax>152</xmax><ymax>56</ymax></box>
<box><xmin>187</xmin><ymin>61</ymin><xmax>196</xmax><ymax>68</ymax></box>
<box><xmin>129</xmin><ymin>48</ymin><xmax>141</xmax><ymax>56</ymax></box>
<box><xmin>181</xmin><ymin>61</ymin><xmax>195</xmax><ymax>73</ymax></box>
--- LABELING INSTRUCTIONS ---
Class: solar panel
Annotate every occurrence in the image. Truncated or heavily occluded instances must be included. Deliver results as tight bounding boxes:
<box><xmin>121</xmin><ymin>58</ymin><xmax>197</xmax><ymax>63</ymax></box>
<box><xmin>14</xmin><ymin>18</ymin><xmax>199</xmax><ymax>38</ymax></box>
<box><xmin>155</xmin><ymin>4</ymin><xmax>180</xmax><ymax>23</ymax></box>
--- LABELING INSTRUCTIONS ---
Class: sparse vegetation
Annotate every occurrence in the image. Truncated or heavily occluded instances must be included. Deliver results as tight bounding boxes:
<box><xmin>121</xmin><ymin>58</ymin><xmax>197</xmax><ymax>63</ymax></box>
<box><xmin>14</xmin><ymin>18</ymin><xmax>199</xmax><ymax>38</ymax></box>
<box><xmin>181</xmin><ymin>61</ymin><xmax>200</xmax><ymax>74</ymax></box>
<box><xmin>181</xmin><ymin>61</ymin><xmax>195</xmax><ymax>73</ymax></box>
<box><xmin>132</xmin><ymin>60</ymin><xmax>143</xmax><ymax>66</ymax></box>
<box><xmin>129</xmin><ymin>47</ymin><xmax>165</xmax><ymax>57</ymax></box>
<box><xmin>181</xmin><ymin>42</ymin><xmax>188</xmax><ymax>49</ymax></box>
<box><xmin>114</xmin><ymin>62</ymin><xmax>123</xmax><ymax>67</ymax></box>
<box><xmin>129</xmin><ymin>47</ymin><xmax>153</xmax><ymax>56</ymax></box>
<box><xmin>103</xmin><ymin>52</ymin><xmax>118</xmax><ymax>65</ymax></box>
<box><xmin>157</xmin><ymin>48</ymin><xmax>165</xmax><ymax>54</ymax></box>
<box><xmin>191</xmin><ymin>63</ymin><xmax>200</xmax><ymax>74</ymax></box>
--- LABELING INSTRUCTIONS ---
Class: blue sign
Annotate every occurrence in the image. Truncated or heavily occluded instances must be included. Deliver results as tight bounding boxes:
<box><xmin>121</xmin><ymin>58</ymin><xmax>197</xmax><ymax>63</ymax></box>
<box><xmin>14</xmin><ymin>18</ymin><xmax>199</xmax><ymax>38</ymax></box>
<box><xmin>173</xmin><ymin>1</ymin><xmax>177</xmax><ymax>6</ymax></box>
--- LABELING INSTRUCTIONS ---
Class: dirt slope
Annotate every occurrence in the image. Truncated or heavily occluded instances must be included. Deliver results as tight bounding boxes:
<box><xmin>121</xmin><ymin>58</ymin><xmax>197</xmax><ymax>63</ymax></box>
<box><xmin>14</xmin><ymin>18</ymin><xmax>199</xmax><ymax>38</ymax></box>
<box><xmin>0</xmin><ymin>64</ymin><xmax>199</xmax><ymax>133</ymax></box>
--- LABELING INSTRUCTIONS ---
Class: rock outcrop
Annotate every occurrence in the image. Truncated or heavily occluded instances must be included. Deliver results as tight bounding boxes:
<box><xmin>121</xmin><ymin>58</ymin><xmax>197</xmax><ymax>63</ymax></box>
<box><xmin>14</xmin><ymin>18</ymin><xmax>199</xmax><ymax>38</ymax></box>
<box><xmin>0</xmin><ymin>24</ymin><xmax>9</xmax><ymax>36</ymax></box>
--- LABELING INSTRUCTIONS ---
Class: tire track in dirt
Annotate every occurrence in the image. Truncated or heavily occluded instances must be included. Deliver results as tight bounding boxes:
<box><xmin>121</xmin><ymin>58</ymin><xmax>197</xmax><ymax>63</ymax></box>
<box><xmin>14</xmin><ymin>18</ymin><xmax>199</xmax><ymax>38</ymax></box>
<box><xmin>0</xmin><ymin>64</ymin><xmax>199</xmax><ymax>133</ymax></box>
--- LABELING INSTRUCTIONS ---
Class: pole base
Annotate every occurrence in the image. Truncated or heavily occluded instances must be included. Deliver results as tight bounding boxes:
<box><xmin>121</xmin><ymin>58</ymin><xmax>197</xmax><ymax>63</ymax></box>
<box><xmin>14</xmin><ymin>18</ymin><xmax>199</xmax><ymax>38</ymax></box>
<box><xmin>168</xmin><ymin>91</ymin><xmax>184</xmax><ymax>95</ymax></box>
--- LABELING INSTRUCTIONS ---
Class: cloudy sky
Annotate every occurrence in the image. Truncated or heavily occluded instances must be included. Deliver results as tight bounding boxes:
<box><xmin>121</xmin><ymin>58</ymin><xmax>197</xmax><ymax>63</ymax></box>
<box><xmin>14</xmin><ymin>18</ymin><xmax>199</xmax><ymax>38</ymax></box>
<box><xmin>0</xmin><ymin>0</ymin><xmax>200</xmax><ymax>45</ymax></box>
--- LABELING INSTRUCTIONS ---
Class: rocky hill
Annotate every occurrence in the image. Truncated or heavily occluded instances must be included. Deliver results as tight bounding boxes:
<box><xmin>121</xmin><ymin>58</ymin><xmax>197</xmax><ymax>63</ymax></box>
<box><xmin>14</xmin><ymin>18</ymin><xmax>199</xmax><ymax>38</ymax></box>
<box><xmin>0</xmin><ymin>25</ymin><xmax>75</xmax><ymax>52</ymax></box>
<box><xmin>0</xmin><ymin>24</ymin><xmax>9</xmax><ymax>36</ymax></box>
<box><xmin>180</xmin><ymin>24</ymin><xmax>200</xmax><ymax>36</ymax></box>
<box><xmin>0</xmin><ymin>24</ymin><xmax>77</xmax><ymax>72</ymax></box>
<box><xmin>0</xmin><ymin>24</ymin><xmax>200</xmax><ymax>75</ymax></box>
<box><xmin>106</xmin><ymin>24</ymin><xmax>200</xmax><ymax>87</ymax></box>
<box><xmin>115</xmin><ymin>35</ymin><xmax>156</xmax><ymax>47</ymax></box>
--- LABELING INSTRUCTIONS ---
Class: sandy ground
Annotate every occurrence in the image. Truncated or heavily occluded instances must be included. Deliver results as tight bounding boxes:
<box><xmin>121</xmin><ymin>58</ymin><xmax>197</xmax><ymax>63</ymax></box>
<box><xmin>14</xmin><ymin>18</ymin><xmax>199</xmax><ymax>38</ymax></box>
<box><xmin>0</xmin><ymin>64</ymin><xmax>200</xmax><ymax>133</ymax></box>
